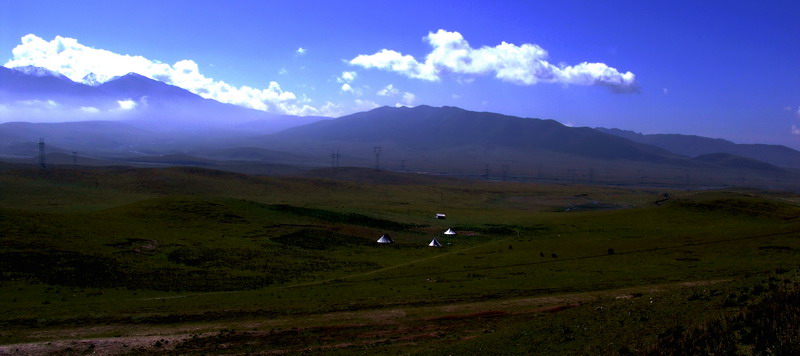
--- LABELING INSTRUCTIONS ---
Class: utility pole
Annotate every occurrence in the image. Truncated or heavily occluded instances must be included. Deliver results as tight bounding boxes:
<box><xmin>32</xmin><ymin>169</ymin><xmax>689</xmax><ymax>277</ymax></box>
<box><xmin>373</xmin><ymin>146</ymin><xmax>382</xmax><ymax>171</ymax></box>
<box><xmin>72</xmin><ymin>151</ymin><xmax>77</xmax><ymax>166</ymax></box>
<box><xmin>501</xmin><ymin>164</ymin><xmax>509</xmax><ymax>181</ymax></box>
<box><xmin>483</xmin><ymin>164</ymin><xmax>490</xmax><ymax>180</ymax></box>
<box><xmin>400</xmin><ymin>159</ymin><xmax>406</xmax><ymax>172</ymax></box>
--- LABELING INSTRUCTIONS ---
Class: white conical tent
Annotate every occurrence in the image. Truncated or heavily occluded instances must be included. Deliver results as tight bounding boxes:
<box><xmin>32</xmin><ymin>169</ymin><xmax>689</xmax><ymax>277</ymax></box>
<box><xmin>377</xmin><ymin>234</ymin><xmax>394</xmax><ymax>244</ymax></box>
<box><xmin>443</xmin><ymin>228</ymin><xmax>456</xmax><ymax>235</ymax></box>
<box><xmin>428</xmin><ymin>237</ymin><xmax>443</xmax><ymax>247</ymax></box>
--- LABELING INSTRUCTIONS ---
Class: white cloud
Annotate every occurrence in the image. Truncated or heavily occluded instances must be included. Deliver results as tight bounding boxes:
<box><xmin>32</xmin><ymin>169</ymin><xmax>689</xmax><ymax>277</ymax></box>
<box><xmin>296</xmin><ymin>47</ymin><xmax>306</xmax><ymax>55</ymax></box>
<box><xmin>338</xmin><ymin>71</ymin><xmax>357</xmax><ymax>83</ymax></box>
<box><xmin>79</xmin><ymin>106</ymin><xmax>100</xmax><ymax>114</ymax></box>
<box><xmin>354</xmin><ymin>99</ymin><xmax>380</xmax><ymax>111</ymax></box>
<box><xmin>351</xmin><ymin>49</ymin><xmax>437</xmax><ymax>81</ymax></box>
<box><xmin>0</xmin><ymin>99</ymin><xmax>135</xmax><ymax>123</ymax></box>
<box><xmin>376</xmin><ymin>84</ymin><xmax>400</xmax><ymax>96</ymax></box>
<box><xmin>336</xmin><ymin>71</ymin><xmax>360</xmax><ymax>95</ymax></box>
<box><xmin>16</xmin><ymin>99</ymin><xmax>60</xmax><ymax>111</ymax></box>
<box><xmin>350</xmin><ymin>29</ymin><xmax>638</xmax><ymax>92</ymax></box>
<box><xmin>401</xmin><ymin>92</ymin><xmax>415</xmax><ymax>106</ymax></box>
<box><xmin>792</xmin><ymin>125</ymin><xmax>800</xmax><ymax>136</ymax></box>
<box><xmin>375</xmin><ymin>84</ymin><xmax>415</xmax><ymax>106</ymax></box>
<box><xmin>117</xmin><ymin>99</ymin><xmax>137</xmax><ymax>111</ymax></box>
<box><xmin>318</xmin><ymin>101</ymin><xmax>344</xmax><ymax>117</ymax></box>
<box><xmin>4</xmin><ymin>34</ymin><xmax>315</xmax><ymax>115</ymax></box>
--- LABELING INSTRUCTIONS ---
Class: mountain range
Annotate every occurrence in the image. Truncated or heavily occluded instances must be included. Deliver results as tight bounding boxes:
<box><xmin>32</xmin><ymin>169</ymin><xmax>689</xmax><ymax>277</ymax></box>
<box><xmin>595</xmin><ymin>128</ymin><xmax>800</xmax><ymax>169</ymax></box>
<box><xmin>1</xmin><ymin>65</ymin><xmax>799</xmax><ymax>189</ymax></box>
<box><xmin>0</xmin><ymin>65</ymin><xmax>329</xmax><ymax>133</ymax></box>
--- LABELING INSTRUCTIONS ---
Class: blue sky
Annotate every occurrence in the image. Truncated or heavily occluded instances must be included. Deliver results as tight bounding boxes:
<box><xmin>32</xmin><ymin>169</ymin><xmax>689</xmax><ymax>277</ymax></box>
<box><xmin>2</xmin><ymin>1</ymin><xmax>799</xmax><ymax>148</ymax></box>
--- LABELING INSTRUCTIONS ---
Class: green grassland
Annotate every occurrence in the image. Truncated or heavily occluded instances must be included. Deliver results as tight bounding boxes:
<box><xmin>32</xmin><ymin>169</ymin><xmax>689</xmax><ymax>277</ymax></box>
<box><xmin>0</xmin><ymin>163</ymin><xmax>798</xmax><ymax>354</ymax></box>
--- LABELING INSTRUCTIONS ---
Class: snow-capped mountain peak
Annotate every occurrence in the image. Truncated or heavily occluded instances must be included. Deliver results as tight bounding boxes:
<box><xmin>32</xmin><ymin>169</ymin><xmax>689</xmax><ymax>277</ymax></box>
<box><xmin>81</xmin><ymin>72</ymin><xmax>110</xmax><ymax>86</ymax></box>
<box><xmin>11</xmin><ymin>65</ymin><xmax>71</xmax><ymax>81</ymax></box>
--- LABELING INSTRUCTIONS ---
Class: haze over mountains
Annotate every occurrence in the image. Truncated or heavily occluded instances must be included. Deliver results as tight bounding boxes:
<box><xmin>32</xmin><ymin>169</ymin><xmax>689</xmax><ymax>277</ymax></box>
<box><xmin>0</xmin><ymin>65</ymin><xmax>328</xmax><ymax>132</ymax></box>
<box><xmin>2</xmin><ymin>65</ymin><xmax>800</xmax><ymax>189</ymax></box>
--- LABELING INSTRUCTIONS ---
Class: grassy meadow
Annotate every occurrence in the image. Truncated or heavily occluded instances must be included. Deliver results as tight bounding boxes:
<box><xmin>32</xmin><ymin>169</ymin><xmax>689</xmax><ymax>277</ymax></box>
<box><xmin>0</xmin><ymin>163</ymin><xmax>798</xmax><ymax>354</ymax></box>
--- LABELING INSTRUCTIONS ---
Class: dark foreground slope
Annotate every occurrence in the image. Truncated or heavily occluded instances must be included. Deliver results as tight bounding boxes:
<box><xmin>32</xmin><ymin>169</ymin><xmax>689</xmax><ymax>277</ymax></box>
<box><xmin>0</xmin><ymin>164</ymin><xmax>798</xmax><ymax>354</ymax></box>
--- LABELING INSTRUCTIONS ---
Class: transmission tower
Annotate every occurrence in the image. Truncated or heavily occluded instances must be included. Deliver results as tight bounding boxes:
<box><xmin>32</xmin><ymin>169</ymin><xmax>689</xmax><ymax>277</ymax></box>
<box><xmin>483</xmin><ymin>164</ymin><xmax>490</xmax><ymax>180</ymax></box>
<box><xmin>501</xmin><ymin>164</ymin><xmax>509</xmax><ymax>181</ymax></box>
<box><xmin>373</xmin><ymin>146</ymin><xmax>382</xmax><ymax>171</ymax></box>
<box><xmin>38</xmin><ymin>138</ymin><xmax>46</xmax><ymax>169</ymax></box>
<box><xmin>72</xmin><ymin>151</ymin><xmax>78</xmax><ymax>166</ymax></box>
<box><xmin>330</xmin><ymin>150</ymin><xmax>341</xmax><ymax>168</ymax></box>
<box><xmin>400</xmin><ymin>159</ymin><xmax>406</xmax><ymax>172</ymax></box>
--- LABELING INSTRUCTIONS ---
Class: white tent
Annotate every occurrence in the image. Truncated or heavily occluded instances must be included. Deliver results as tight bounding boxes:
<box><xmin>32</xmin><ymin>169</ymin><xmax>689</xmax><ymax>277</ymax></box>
<box><xmin>377</xmin><ymin>234</ymin><xmax>394</xmax><ymax>244</ymax></box>
<box><xmin>428</xmin><ymin>237</ymin><xmax>443</xmax><ymax>247</ymax></box>
<box><xmin>443</xmin><ymin>228</ymin><xmax>456</xmax><ymax>235</ymax></box>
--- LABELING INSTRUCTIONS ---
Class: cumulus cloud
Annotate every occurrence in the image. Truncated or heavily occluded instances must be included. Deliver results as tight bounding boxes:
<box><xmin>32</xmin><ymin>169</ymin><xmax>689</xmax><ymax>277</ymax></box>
<box><xmin>350</xmin><ymin>29</ymin><xmax>638</xmax><ymax>92</ymax></box>
<box><xmin>354</xmin><ymin>99</ymin><xmax>380</xmax><ymax>111</ymax></box>
<box><xmin>338</xmin><ymin>71</ymin><xmax>357</xmax><ymax>83</ymax></box>
<box><xmin>4</xmin><ymin>34</ymin><xmax>314</xmax><ymax>115</ymax></box>
<box><xmin>401</xmin><ymin>92</ymin><xmax>416</xmax><ymax>106</ymax></box>
<box><xmin>296</xmin><ymin>47</ymin><xmax>307</xmax><ymax>55</ymax></box>
<box><xmin>376</xmin><ymin>84</ymin><xmax>400</xmax><ymax>96</ymax></box>
<box><xmin>336</xmin><ymin>71</ymin><xmax>360</xmax><ymax>95</ymax></box>
<box><xmin>792</xmin><ymin>125</ymin><xmax>800</xmax><ymax>136</ymax></box>
<box><xmin>376</xmin><ymin>84</ymin><xmax>415</xmax><ymax>106</ymax></box>
<box><xmin>117</xmin><ymin>99</ymin><xmax>137</xmax><ymax>111</ymax></box>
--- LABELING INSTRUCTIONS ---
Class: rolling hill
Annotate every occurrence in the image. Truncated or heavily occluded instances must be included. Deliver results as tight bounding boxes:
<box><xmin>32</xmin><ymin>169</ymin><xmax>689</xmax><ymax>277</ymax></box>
<box><xmin>264</xmin><ymin>105</ymin><xmax>685</xmax><ymax>164</ymax></box>
<box><xmin>2</xmin><ymin>66</ymin><xmax>798</xmax><ymax>188</ymax></box>
<box><xmin>596</xmin><ymin>128</ymin><xmax>800</xmax><ymax>169</ymax></box>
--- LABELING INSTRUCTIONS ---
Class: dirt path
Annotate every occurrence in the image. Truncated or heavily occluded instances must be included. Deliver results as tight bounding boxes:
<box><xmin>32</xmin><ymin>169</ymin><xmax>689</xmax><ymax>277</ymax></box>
<box><xmin>0</xmin><ymin>279</ymin><xmax>729</xmax><ymax>355</ymax></box>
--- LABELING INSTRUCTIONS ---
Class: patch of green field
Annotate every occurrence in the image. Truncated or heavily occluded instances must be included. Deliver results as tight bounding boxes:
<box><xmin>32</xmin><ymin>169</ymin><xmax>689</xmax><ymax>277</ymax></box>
<box><xmin>0</xmin><ymin>165</ymin><xmax>798</xmax><ymax>353</ymax></box>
